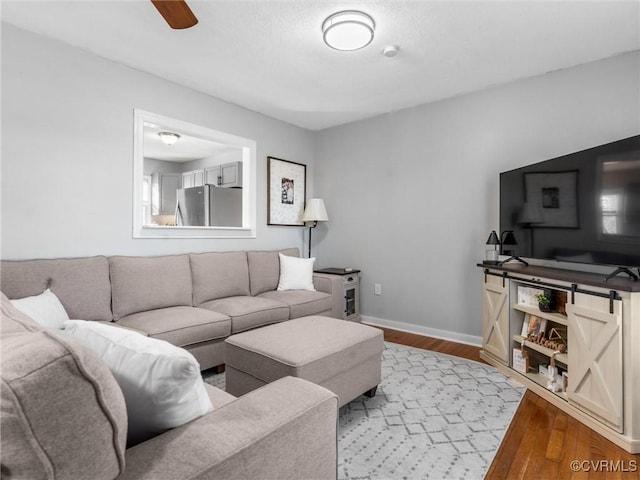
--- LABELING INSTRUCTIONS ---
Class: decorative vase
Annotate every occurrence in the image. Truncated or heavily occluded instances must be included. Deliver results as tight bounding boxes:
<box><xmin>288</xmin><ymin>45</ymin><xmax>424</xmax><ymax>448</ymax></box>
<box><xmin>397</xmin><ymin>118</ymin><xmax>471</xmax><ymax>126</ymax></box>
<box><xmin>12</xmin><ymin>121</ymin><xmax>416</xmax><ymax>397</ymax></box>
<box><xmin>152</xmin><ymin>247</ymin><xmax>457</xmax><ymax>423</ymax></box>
<box><xmin>538</xmin><ymin>302</ymin><xmax>552</xmax><ymax>313</ymax></box>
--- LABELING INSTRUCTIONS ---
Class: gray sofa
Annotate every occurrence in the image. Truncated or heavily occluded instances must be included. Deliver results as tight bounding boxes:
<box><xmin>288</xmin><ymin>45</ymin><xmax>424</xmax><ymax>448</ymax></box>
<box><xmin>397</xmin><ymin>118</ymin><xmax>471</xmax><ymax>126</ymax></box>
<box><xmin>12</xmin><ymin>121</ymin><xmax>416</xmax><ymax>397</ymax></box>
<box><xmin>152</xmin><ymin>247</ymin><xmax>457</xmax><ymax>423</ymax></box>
<box><xmin>1</xmin><ymin>292</ymin><xmax>339</xmax><ymax>480</ymax></box>
<box><xmin>0</xmin><ymin>248</ymin><xmax>344</xmax><ymax>371</ymax></box>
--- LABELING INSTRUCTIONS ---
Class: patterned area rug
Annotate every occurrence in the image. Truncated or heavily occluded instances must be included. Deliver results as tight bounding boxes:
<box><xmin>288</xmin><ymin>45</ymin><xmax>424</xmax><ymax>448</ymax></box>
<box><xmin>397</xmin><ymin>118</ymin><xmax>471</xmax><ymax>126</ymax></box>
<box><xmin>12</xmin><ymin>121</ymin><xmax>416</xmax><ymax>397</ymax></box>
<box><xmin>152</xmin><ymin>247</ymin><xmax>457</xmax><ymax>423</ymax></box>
<box><xmin>203</xmin><ymin>342</ymin><xmax>524</xmax><ymax>480</ymax></box>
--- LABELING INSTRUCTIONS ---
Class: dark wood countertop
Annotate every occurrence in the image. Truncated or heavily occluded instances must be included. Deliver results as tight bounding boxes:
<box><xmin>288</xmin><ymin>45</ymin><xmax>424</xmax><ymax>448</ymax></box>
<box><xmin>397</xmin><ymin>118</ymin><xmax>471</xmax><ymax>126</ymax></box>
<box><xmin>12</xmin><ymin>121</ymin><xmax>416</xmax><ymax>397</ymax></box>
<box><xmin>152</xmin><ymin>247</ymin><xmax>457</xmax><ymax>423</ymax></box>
<box><xmin>477</xmin><ymin>262</ymin><xmax>640</xmax><ymax>292</ymax></box>
<box><xmin>314</xmin><ymin>268</ymin><xmax>361</xmax><ymax>276</ymax></box>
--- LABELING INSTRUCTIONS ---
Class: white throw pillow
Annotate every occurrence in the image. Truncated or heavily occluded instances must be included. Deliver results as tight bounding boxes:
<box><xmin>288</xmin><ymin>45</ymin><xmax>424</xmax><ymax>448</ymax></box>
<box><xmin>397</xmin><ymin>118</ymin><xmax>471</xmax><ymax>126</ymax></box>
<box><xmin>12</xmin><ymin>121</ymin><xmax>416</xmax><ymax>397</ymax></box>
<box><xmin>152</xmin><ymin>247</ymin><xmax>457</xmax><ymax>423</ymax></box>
<box><xmin>10</xmin><ymin>289</ymin><xmax>69</xmax><ymax>330</ymax></box>
<box><xmin>61</xmin><ymin>320</ymin><xmax>213</xmax><ymax>446</ymax></box>
<box><xmin>277</xmin><ymin>253</ymin><xmax>316</xmax><ymax>291</ymax></box>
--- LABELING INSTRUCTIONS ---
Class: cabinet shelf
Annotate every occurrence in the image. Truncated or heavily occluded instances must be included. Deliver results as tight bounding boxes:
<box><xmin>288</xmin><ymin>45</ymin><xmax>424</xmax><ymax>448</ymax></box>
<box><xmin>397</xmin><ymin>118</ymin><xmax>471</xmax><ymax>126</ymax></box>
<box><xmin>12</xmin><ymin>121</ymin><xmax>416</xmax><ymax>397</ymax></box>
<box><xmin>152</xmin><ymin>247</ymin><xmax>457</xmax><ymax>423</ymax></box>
<box><xmin>513</xmin><ymin>303</ymin><xmax>568</xmax><ymax>326</ymax></box>
<box><xmin>513</xmin><ymin>335</ymin><xmax>568</xmax><ymax>365</ymax></box>
<box><xmin>520</xmin><ymin>371</ymin><xmax>568</xmax><ymax>401</ymax></box>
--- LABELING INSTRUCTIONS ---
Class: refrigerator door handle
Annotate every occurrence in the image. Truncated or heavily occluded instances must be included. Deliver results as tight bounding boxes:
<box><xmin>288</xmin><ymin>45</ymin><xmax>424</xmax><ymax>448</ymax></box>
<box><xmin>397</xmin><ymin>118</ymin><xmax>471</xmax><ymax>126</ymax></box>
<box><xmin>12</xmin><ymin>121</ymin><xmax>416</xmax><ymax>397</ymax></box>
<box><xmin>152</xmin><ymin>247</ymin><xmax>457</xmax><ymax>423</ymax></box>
<box><xmin>204</xmin><ymin>186</ymin><xmax>211</xmax><ymax>227</ymax></box>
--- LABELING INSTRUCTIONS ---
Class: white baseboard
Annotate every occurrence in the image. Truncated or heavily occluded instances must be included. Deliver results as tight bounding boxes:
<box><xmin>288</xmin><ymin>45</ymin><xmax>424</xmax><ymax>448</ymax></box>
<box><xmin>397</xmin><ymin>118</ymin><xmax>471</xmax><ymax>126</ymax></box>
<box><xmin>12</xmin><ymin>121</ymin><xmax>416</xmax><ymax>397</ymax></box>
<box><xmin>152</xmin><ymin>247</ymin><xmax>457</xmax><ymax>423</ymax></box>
<box><xmin>361</xmin><ymin>315</ymin><xmax>482</xmax><ymax>347</ymax></box>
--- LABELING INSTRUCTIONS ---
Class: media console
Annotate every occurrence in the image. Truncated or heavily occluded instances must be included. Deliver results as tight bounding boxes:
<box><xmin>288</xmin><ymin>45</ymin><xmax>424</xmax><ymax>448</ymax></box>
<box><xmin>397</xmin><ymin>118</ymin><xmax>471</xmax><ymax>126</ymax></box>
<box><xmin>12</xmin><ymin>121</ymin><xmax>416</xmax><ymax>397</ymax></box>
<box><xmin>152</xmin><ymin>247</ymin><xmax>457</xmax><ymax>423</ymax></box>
<box><xmin>478</xmin><ymin>262</ymin><xmax>640</xmax><ymax>453</ymax></box>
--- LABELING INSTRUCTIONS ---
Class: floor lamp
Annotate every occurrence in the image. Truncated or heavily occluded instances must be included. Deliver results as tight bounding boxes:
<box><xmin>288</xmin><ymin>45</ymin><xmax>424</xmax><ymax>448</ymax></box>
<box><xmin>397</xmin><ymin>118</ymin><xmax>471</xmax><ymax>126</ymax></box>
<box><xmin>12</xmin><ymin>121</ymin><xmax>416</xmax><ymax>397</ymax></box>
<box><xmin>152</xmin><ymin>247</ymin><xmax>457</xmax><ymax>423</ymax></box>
<box><xmin>302</xmin><ymin>199</ymin><xmax>329</xmax><ymax>258</ymax></box>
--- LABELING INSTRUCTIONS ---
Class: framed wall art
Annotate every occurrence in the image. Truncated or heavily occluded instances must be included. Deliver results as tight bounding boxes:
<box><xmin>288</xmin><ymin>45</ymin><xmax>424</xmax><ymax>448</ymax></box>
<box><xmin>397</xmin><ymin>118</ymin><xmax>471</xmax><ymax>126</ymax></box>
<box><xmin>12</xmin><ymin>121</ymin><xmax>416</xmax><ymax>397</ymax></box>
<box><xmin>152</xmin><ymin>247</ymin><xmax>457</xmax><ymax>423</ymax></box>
<box><xmin>524</xmin><ymin>170</ymin><xmax>579</xmax><ymax>228</ymax></box>
<box><xmin>267</xmin><ymin>156</ymin><xmax>306</xmax><ymax>226</ymax></box>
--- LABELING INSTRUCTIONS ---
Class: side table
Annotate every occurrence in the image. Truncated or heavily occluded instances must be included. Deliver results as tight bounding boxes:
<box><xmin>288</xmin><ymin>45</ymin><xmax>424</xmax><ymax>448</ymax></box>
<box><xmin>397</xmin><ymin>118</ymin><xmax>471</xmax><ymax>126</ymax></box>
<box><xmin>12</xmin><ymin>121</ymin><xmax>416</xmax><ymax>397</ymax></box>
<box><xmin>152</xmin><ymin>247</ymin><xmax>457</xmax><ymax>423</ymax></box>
<box><xmin>314</xmin><ymin>268</ymin><xmax>361</xmax><ymax>322</ymax></box>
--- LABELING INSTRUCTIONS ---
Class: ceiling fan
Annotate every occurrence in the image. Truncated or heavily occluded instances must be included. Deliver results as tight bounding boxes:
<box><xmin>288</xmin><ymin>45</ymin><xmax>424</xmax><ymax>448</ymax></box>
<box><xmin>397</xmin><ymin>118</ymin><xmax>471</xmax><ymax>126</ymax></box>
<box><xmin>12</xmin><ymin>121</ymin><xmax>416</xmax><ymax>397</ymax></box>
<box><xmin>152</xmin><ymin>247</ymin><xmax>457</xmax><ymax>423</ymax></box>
<box><xmin>150</xmin><ymin>0</ymin><xmax>198</xmax><ymax>29</ymax></box>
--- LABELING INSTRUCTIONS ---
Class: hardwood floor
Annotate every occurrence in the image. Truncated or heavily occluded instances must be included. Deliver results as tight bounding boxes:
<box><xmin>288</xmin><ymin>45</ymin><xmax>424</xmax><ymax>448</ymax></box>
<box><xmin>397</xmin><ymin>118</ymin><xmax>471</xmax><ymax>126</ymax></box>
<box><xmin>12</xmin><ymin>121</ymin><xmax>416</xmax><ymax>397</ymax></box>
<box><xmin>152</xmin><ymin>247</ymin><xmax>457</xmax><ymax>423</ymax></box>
<box><xmin>380</xmin><ymin>326</ymin><xmax>484</xmax><ymax>363</ymax></box>
<box><xmin>378</xmin><ymin>327</ymin><xmax>640</xmax><ymax>479</ymax></box>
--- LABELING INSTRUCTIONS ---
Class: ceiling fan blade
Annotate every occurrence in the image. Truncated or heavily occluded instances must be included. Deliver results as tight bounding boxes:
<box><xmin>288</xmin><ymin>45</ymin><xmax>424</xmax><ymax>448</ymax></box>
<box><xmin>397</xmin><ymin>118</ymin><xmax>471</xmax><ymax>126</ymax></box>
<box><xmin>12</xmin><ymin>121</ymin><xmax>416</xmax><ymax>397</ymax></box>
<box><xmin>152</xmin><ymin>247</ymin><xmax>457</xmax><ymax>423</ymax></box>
<box><xmin>150</xmin><ymin>0</ymin><xmax>198</xmax><ymax>29</ymax></box>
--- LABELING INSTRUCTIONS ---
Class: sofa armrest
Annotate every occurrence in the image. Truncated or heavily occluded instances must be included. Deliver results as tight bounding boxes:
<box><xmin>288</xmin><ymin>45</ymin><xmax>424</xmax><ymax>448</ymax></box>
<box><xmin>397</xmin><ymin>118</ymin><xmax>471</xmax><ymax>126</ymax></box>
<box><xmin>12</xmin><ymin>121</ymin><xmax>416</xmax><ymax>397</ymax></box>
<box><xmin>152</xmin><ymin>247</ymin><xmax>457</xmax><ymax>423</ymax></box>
<box><xmin>119</xmin><ymin>377</ymin><xmax>338</xmax><ymax>480</ymax></box>
<box><xmin>313</xmin><ymin>273</ymin><xmax>344</xmax><ymax>319</ymax></box>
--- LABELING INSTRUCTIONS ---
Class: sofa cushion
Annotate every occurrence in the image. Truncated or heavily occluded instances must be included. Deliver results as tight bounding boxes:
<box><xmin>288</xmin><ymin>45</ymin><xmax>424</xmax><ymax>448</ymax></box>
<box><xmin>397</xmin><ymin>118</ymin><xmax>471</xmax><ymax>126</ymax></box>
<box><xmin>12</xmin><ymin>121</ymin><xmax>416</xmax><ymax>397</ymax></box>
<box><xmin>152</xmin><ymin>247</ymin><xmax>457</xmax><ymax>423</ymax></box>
<box><xmin>259</xmin><ymin>290</ymin><xmax>333</xmax><ymax>319</ymax></box>
<box><xmin>62</xmin><ymin>320</ymin><xmax>213</xmax><ymax>446</ymax></box>
<box><xmin>199</xmin><ymin>296</ymin><xmax>289</xmax><ymax>333</ymax></box>
<box><xmin>247</xmin><ymin>248</ymin><xmax>299</xmax><ymax>296</ymax></box>
<box><xmin>117</xmin><ymin>306</ymin><xmax>231</xmax><ymax>347</ymax></box>
<box><xmin>109</xmin><ymin>255</ymin><xmax>192</xmax><ymax>320</ymax></box>
<box><xmin>1</xmin><ymin>293</ymin><xmax>127</xmax><ymax>480</ymax></box>
<box><xmin>10</xmin><ymin>288</ymin><xmax>69</xmax><ymax>330</ymax></box>
<box><xmin>190</xmin><ymin>251</ymin><xmax>250</xmax><ymax>305</ymax></box>
<box><xmin>1</xmin><ymin>256</ymin><xmax>112</xmax><ymax>321</ymax></box>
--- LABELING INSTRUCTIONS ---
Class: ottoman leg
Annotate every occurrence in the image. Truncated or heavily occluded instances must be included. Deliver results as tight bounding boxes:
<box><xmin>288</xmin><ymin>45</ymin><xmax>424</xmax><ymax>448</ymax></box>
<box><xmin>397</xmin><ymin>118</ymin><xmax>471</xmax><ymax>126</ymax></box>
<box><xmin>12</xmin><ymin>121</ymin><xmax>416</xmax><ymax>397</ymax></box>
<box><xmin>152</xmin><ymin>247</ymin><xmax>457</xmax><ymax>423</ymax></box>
<box><xmin>363</xmin><ymin>386</ymin><xmax>377</xmax><ymax>398</ymax></box>
<box><xmin>213</xmin><ymin>364</ymin><xmax>226</xmax><ymax>374</ymax></box>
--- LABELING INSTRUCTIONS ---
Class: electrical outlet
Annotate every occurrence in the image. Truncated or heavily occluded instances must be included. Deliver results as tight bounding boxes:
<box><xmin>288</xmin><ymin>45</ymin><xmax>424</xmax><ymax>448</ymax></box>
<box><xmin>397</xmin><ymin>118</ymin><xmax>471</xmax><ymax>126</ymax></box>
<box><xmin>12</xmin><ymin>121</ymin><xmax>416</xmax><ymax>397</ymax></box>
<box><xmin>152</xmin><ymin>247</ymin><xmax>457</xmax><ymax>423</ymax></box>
<box><xmin>374</xmin><ymin>283</ymin><xmax>382</xmax><ymax>295</ymax></box>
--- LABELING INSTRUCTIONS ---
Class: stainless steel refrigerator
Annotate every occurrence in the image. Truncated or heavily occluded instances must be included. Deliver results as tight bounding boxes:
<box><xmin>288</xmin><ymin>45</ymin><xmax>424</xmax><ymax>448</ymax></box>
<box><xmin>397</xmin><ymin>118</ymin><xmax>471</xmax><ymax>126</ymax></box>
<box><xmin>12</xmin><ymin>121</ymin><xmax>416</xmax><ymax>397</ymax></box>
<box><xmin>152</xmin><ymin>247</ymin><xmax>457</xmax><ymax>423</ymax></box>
<box><xmin>176</xmin><ymin>185</ymin><xmax>242</xmax><ymax>227</ymax></box>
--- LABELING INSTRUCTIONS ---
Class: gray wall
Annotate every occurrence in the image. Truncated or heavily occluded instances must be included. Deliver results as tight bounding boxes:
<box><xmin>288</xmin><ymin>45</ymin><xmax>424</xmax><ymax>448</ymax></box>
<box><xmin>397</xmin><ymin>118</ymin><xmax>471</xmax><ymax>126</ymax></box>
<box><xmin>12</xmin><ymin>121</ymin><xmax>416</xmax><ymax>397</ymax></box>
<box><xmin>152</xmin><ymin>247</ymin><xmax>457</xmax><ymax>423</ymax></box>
<box><xmin>3</xmin><ymin>24</ymin><xmax>639</xmax><ymax>344</ymax></box>
<box><xmin>314</xmin><ymin>52</ymin><xmax>639</xmax><ymax>343</ymax></box>
<box><xmin>184</xmin><ymin>150</ymin><xmax>243</xmax><ymax>171</ymax></box>
<box><xmin>1</xmin><ymin>24</ymin><xmax>313</xmax><ymax>259</ymax></box>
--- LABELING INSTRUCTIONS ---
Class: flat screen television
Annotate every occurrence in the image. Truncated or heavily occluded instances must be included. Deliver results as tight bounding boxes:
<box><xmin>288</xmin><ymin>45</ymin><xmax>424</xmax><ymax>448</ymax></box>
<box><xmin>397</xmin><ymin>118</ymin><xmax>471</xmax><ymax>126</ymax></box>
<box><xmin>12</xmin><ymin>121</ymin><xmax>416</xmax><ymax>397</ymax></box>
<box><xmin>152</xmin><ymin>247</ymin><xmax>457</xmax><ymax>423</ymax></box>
<box><xmin>500</xmin><ymin>135</ymin><xmax>640</xmax><ymax>270</ymax></box>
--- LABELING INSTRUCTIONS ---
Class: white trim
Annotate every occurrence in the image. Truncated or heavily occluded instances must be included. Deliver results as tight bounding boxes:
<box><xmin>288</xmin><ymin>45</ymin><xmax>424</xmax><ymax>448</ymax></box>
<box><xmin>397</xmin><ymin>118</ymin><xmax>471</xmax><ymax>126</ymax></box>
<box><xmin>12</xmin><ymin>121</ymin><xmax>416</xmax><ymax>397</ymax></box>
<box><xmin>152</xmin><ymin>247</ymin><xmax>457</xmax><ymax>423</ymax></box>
<box><xmin>361</xmin><ymin>315</ymin><xmax>482</xmax><ymax>347</ymax></box>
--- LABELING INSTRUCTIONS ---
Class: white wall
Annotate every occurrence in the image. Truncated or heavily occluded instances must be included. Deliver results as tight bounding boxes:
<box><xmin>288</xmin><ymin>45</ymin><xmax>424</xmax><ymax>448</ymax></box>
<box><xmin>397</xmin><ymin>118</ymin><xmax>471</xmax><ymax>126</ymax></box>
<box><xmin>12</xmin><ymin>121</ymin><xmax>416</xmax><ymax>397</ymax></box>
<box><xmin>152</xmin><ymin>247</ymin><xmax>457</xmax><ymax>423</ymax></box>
<box><xmin>314</xmin><ymin>51</ymin><xmax>640</xmax><ymax>343</ymax></box>
<box><xmin>1</xmin><ymin>24</ymin><xmax>314</xmax><ymax>259</ymax></box>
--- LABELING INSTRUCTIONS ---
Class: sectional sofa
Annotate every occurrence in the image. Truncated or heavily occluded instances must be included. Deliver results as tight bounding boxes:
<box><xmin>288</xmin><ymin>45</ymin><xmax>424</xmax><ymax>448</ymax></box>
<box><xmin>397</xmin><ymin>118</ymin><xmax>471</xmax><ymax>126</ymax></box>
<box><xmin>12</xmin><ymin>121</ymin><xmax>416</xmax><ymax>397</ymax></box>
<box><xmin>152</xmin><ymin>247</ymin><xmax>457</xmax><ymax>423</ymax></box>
<box><xmin>1</xmin><ymin>290</ymin><xmax>339</xmax><ymax>480</ymax></box>
<box><xmin>1</xmin><ymin>247</ymin><xmax>344</xmax><ymax>478</ymax></box>
<box><xmin>0</xmin><ymin>248</ymin><xmax>344</xmax><ymax>371</ymax></box>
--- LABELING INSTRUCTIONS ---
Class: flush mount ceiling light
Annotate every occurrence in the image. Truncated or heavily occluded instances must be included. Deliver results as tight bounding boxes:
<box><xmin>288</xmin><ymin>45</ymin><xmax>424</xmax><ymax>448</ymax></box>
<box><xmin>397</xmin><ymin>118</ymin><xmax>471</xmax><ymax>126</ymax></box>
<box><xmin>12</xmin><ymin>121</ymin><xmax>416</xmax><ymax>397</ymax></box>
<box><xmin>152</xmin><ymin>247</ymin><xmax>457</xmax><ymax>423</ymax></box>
<box><xmin>158</xmin><ymin>131</ymin><xmax>180</xmax><ymax>145</ymax></box>
<box><xmin>322</xmin><ymin>10</ymin><xmax>375</xmax><ymax>51</ymax></box>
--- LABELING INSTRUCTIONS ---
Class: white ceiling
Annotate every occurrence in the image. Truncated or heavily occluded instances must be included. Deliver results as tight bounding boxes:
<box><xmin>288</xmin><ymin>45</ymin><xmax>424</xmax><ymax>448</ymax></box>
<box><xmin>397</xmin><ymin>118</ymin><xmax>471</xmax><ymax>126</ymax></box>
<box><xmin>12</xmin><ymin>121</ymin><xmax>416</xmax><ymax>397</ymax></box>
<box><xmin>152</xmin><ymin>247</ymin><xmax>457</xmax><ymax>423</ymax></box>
<box><xmin>144</xmin><ymin>122</ymin><xmax>238</xmax><ymax>162</ymax></box>
<box><xmin>3</xmin><ymin>1</ymin><xmax>639</xmax><ymax>131</ymax></box>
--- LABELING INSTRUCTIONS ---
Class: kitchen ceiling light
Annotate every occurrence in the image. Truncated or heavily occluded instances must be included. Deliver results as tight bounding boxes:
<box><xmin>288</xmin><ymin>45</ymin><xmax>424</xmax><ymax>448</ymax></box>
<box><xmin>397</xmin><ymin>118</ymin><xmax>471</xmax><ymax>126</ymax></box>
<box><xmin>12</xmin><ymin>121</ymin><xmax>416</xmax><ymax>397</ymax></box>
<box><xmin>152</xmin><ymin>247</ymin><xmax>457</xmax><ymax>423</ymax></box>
<box><xmin>158</xmin><ymin>131</ymin><xmax>180</xmax><ymax>145</ymax></box>
<box><xmin>322</xmin><ymin>11</ymin><xmax>375</xmax><ymax>51</ymax></box>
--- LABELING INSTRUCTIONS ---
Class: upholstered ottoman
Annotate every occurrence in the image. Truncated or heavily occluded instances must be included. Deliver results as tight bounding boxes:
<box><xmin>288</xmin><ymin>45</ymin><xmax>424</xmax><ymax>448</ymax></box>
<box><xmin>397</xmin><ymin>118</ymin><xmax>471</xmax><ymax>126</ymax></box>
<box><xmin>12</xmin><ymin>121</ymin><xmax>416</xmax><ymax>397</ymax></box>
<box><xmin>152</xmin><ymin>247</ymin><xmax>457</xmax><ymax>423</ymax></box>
<box><xmin>225</xmin><ymin>316</ymin><xmax>384</xmax><ymax>407</ymax></box>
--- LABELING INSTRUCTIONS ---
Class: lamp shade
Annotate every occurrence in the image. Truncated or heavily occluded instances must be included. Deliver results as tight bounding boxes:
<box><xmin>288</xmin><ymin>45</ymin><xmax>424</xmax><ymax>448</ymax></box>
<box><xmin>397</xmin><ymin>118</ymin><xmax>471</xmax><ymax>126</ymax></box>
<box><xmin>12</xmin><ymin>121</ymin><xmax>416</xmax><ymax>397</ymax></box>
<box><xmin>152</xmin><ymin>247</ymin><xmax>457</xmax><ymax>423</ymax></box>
<box><xmin>486</xmin><ymin>230</ymin><xmax>500</xmax><ymax>245</ymax></box>
<box><xmin>302</xmin><ymin>198</ymin><xmax>329</xmax><ymax>222</ymax></box>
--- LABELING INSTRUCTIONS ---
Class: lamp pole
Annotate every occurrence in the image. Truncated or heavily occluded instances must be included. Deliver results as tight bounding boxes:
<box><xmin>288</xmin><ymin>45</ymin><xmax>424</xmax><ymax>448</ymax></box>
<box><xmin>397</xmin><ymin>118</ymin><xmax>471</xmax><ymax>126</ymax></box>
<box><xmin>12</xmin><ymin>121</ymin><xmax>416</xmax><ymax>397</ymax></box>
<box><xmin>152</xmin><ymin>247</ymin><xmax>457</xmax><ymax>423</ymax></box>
<box><xmin>301</xmin><ymin>199</ymin><xmax>328</xmax><ymax>259</ymax></box>
<box><xmin>307</xmin><ymin>221</ymin><xmax>318</xmax><ymax>258</ymax></box>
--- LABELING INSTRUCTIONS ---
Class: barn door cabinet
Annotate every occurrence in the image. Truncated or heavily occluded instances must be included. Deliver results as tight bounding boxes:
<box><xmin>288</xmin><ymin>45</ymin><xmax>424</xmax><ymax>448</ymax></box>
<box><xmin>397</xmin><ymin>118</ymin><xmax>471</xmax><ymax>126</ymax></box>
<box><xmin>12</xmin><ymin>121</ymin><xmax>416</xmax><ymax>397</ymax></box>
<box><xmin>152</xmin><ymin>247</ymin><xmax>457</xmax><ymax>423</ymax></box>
<box><xmin>567</xmin><ymin>296</ymin><xmax>623</xmax><ymax>433</ymax></box>
<box><xmin>478</xmin><ymin>263</ymin><xmax>640</xmax><ymax>453</ymax></box>
<box><xmin>481</xmin><ymin>273</ymin><xmax>509</xmax><ymax>365</ymax></box>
